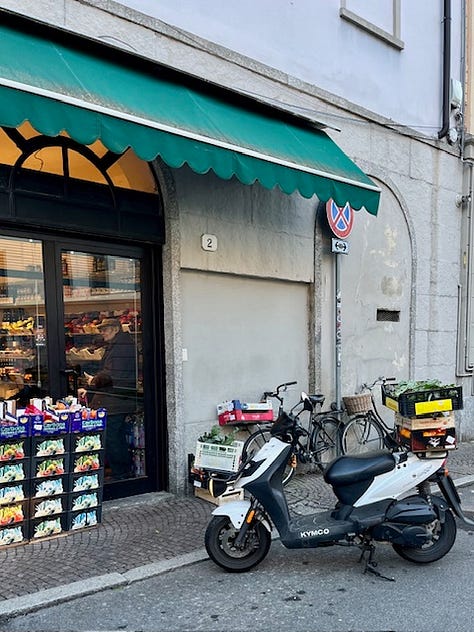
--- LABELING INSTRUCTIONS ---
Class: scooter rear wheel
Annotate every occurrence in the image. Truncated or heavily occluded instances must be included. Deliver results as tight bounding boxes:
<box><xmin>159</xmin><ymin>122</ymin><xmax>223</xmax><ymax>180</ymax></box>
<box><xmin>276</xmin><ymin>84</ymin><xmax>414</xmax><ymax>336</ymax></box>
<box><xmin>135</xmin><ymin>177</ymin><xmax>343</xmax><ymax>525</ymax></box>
<box><xmin>392</xmin><ymin>508</ymin><xmax>456</xmax><ymax>563</ymax></box>
<box><xmin>205</xmin><ymin>516</ymin><xmax>271</xmax><ymax>572</ymax></box>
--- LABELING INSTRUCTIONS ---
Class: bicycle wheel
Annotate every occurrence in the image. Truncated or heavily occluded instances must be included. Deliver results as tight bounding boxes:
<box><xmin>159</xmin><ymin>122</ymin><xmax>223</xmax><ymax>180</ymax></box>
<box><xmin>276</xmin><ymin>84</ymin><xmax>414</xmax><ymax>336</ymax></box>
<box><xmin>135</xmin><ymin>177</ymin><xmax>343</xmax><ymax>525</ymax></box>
<box><xmin>341</xmin><ymin>414</ymin><xmax>384</xmax><ymax>454</ymax></box>
<box><xmin>310</xmin><ymin>416</ymin><xmax>342</xmax><ymax>473</ymax></box>
<box><xmin>242</xmin><ymin>428</ymin><xmax>295</xmax><ymax>485</ymax></box>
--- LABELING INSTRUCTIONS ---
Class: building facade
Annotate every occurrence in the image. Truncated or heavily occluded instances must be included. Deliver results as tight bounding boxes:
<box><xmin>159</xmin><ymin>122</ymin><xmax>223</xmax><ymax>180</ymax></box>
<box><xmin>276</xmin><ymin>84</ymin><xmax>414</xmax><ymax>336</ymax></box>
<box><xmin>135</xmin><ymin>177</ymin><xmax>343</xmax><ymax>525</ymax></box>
<box><xmin>0</xmin><ymin>0</ymin><xmax>469</xmax><ymax>499</ymax></box>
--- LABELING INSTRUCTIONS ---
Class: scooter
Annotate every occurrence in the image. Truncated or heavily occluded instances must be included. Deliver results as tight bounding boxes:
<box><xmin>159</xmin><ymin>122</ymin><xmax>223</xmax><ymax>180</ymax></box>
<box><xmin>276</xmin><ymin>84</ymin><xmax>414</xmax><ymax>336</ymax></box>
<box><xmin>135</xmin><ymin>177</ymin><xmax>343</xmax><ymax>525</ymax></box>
<box><xmin>205</xmin><ymin>386</ymin><xmax>474</xmax><ymax>578</ymax></box>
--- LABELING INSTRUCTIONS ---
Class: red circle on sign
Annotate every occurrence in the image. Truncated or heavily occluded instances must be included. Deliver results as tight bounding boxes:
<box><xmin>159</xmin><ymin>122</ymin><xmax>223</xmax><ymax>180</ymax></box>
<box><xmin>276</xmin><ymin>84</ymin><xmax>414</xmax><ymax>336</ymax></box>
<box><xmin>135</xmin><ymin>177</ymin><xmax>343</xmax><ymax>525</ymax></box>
<box><xmin>326</xmin><ymin>199</ymin><xmax>354</xmax><ymax>238</ymax></box>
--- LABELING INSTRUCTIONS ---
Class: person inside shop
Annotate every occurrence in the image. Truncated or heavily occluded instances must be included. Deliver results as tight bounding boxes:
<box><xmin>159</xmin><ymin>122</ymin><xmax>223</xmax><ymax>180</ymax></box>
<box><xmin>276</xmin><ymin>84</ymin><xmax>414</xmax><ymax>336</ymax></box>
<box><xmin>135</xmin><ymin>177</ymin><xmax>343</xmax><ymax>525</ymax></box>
<box><xmin>78</xmin><ymin>317</ymin><xmax>136</xmax><ymax>480</ymax></box>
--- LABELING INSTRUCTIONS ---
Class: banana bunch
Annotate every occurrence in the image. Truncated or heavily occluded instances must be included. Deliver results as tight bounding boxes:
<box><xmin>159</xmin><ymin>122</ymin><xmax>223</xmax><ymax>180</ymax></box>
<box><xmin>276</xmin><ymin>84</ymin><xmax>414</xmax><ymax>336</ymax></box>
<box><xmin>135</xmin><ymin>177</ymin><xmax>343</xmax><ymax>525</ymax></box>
<box><xmin>1</xmin><ymin>317</ymin><xmax>35</xmax><ymax>334</ymax></box>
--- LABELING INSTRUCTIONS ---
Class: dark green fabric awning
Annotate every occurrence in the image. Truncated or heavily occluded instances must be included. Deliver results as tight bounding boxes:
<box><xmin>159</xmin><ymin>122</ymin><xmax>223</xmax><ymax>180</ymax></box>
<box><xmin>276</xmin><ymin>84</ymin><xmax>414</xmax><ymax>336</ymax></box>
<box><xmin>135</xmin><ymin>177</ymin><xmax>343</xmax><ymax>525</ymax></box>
<box><xmin>0</xmin><ymin>21</ymin><xmax>380</xmax><ymax>215</ymax></box>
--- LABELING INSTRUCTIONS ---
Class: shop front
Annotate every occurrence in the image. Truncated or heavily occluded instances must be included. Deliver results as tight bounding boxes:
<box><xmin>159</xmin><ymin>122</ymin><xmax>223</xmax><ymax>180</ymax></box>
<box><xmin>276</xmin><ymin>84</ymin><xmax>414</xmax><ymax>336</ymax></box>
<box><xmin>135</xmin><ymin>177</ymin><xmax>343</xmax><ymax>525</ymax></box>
<box><xmin>0</xmin><ymin>12</ymin><xmax>380</xmax><ymax>501</ymax></box>
<box><xmin>0</xmin><ymin>121</ymin><xmax>165</xmax><ymax>500</ymax></box>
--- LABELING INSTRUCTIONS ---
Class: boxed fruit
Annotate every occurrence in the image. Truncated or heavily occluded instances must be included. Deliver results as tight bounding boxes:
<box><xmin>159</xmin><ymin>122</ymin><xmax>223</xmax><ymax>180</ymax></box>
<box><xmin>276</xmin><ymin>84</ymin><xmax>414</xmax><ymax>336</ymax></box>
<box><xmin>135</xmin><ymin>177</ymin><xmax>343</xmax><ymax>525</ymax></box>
<box><xmin>71</xmin><ymin>433</ymin><xmax>103</xmax><ymax>453</ymax></box>
<box><xmin>69</xmin><ymin>408</ymin><xmax>107</xmax><ymax>433</ymax></box>
<box><xmin>32</xmin><ymin>455</ymin><xmax>68</xmax><ymax>478</ymax></box>
<box><xmin>0</xmin><ymin>501</ymin><xmax>26</xmax><ymax>526</ymax></box>
<box><xmin>0</xmin><ymin>482</ymin><xmax>28</xmax><ymax>505</ymax></box>
<box><xmin>33</xmin><ymin>476</ymin><xmax>67</xmax><ymax>498</ymax></box>
<box><xmin>31</xmin><ymin>496</ymin><xmax>66</xmax><ymax>518</ymax></box>
<box><xmin>0</xmin><ymin>524</ymin><xmax>26</xmax><ymax>547</ymax></box>
<box><xmin>72</xmin><ymin>451</ymin><xmax>103</xmax><ymax>473</ymax></box>
<box><xmin>0</xmin><ymin>413</ymin><xmax>29</xmax><ymax>440</ymax></box>
<box><xmin>68</xmin><ymin>490</ymin><xmax>101</xmax><ymax>512</ymax></box>
<box><xmin>30</xmin><ymin>410</ymin><xmax>70</xmax><ymax>436</ymax></box>
<box><xmin>32</xmin><ymin>436</ymin><xmax>66</xmax><ymax>457</ymax></box>
<box><xmin>0</xmin><ymin>461</ymin><xmax>28</xmax><ymax>483</ymax></box>
<box><xmin>0</xmin><ymin>440</ymin><xmax>27</xmax><ymax>461</ymax></box>
<box><xmin>29</xmin><ymin>514</ymin><xmax>67</xmax><ymax>540</ymax></box>
<box><xmin>69</xmin><ymin>470</ymin><xmax>103</xmax><ymax>493</ymax></box>
<box><xmin>67</xmin><ymin>506</ymin><xmax>102</xmax><ymax>531</ymax></box>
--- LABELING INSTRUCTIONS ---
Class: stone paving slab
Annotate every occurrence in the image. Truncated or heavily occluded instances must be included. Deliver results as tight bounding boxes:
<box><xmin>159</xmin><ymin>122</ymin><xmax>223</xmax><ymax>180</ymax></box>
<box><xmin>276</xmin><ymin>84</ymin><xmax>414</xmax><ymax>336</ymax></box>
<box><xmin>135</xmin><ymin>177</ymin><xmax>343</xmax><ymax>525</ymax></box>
<box><xmin>0</xmin><ymin>442</ymin><xmax>472</xmax><ymax>608</ymax></box>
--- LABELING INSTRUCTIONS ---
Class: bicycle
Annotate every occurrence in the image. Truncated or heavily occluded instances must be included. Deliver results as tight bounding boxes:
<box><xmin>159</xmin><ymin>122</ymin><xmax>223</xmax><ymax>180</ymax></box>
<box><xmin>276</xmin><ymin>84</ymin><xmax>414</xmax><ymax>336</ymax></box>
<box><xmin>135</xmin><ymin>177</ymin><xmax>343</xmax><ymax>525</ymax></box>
<box><xmin>242</xmin><ymin>381</ymin><xmax>343</xmax><ymax>483</ymax></box>
<box><xmin>341</xmin><ymin>376</ymin><xmax>398</xmax><ymax>455</ymax></box>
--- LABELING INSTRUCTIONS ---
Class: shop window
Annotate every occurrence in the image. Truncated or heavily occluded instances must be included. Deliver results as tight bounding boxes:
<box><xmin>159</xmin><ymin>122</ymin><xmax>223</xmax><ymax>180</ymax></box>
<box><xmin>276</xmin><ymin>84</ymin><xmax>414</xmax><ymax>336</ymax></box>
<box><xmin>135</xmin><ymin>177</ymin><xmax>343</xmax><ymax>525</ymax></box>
<box><xmin>0</xmin><ymin>122</ymin><xmax>157</xmax><ymax>193</ymax></box>
<box><xmin>0</xmin><ymin>124</ymin><xmax>164</xmax><ymax>243</ymax></box>
<box><xmin>0</xmin><ymin>236</ymin><xmax>47</xmax><ymax>401</ymax></box>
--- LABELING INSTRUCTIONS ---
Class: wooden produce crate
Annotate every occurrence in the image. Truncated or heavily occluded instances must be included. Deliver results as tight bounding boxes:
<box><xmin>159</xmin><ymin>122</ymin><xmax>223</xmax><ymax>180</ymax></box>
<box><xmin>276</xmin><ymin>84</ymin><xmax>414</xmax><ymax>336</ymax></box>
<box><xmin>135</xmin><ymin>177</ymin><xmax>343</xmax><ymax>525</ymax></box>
<box><xmin>395</xmin><ymin>412</ymin><xmax>456</xmax><ymax>452</ymax></box>
<box><xmin>194</xmin><ymin>486</ymin><xmax>243</xmax><ymax>506</ymax></box>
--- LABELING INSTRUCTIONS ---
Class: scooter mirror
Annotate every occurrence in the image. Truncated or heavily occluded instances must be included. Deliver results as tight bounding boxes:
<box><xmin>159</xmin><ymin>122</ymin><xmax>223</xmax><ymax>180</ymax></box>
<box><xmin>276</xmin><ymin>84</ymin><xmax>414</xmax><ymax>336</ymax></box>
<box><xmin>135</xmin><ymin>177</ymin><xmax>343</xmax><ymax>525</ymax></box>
<box><xmin>301</xmin><ymin>392</ymin><xmax>314</xmax><ymax>412</ymax></box>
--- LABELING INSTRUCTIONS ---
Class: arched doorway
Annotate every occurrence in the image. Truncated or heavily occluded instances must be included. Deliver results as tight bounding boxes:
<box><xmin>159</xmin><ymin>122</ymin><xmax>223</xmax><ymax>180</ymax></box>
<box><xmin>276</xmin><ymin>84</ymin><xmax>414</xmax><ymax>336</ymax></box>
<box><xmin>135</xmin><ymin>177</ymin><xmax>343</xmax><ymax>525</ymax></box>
<box><xmin>0</xmin><ymin>123</ymin><xmax>166</xmax><ymax>499</ymax></box>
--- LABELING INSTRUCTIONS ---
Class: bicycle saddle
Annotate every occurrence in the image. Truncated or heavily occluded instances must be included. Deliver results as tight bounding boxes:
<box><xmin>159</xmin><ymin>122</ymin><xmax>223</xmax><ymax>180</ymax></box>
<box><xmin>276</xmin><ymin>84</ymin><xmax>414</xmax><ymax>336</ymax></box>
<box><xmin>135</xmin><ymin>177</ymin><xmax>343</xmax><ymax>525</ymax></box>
<box><xmin>309</xmin><ymin>393</ymin><xmax>325</xmax><ymax>406</ymax></box>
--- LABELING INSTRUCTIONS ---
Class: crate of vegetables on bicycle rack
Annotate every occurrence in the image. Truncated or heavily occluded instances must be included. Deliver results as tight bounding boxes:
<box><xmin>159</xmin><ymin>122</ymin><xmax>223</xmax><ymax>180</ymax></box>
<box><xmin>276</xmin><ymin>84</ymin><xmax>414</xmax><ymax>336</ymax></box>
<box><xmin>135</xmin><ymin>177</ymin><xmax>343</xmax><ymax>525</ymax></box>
<box><xmin>394</xmin><ymin>411</ymin><xmax>457</xmax><ymax>452</ymax></box>
<box><xmin>381</xmin><ymin>380</ymin><xmax>463</xmax><ymax>418</ymax></box>
<box><xmin>216</xmin><ymin>400</ymin><xmax>274</xmax><ymax>425</ymax></box>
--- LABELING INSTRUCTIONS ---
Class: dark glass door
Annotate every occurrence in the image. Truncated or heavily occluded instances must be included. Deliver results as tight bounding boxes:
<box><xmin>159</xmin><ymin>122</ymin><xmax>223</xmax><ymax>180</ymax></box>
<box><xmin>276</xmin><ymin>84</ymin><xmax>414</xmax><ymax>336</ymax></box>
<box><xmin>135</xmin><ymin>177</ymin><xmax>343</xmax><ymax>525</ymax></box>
<box><xmin>0</xmin><ymin>232</ymin><xmax>160</xmax><ymax>499</ymax></box>
<box><xmin>61</xmin><ymin>250</ymin><xmax>146</xmax><ymax>483</ymax></box>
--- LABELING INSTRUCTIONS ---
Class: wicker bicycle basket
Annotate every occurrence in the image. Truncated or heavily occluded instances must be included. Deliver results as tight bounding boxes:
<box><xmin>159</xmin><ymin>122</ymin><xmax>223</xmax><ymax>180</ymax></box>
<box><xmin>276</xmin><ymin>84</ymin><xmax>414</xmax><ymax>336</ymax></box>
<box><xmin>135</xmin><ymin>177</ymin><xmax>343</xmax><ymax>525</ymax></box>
<box><xmin>343</xmin><ymin>393</ymin><xmax>373</xmax><ymax>415</ymax></box>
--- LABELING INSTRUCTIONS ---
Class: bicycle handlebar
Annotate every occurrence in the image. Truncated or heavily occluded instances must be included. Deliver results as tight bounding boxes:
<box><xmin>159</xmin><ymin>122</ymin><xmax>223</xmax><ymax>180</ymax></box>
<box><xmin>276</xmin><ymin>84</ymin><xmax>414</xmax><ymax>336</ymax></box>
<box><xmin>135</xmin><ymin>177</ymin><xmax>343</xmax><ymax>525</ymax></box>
<box><xmin>360</xmin><ymin>376</ymin><xmax>396</xmax><ymax>392</ymax></box>
<box><xmin>262</xmin><ymin>381</ymin><xmax>297</xmax><ymax>401</ymax></box>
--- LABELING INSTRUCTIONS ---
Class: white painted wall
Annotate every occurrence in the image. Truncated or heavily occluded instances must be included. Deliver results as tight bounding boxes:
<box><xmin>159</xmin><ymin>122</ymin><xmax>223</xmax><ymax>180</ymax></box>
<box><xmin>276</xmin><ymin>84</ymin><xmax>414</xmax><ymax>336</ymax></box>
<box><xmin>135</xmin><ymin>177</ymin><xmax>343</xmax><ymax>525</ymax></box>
<box><xmin>180</xmin><ymin>270</ymin><xmax>309</xmax><ymax>456</ymax></box>
<box><xmin>116</xmin><ymin>0</ymin><xmax>463</xmax><ymax>137</ymax></box>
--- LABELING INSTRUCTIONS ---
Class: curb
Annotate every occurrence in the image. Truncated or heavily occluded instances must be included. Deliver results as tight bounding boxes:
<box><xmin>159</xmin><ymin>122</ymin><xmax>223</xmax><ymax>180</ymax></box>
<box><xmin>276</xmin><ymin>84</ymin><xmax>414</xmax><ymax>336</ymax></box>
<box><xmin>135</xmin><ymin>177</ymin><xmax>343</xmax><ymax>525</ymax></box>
<box><xmin>1</xmin><ymin>475</ymin><xmax>474</xmax><ymax>620</ymax></box>
<box><xmin>0</xmin><ymin>549</ymin><xmax>209</xmax><ymax>620</ymax></box>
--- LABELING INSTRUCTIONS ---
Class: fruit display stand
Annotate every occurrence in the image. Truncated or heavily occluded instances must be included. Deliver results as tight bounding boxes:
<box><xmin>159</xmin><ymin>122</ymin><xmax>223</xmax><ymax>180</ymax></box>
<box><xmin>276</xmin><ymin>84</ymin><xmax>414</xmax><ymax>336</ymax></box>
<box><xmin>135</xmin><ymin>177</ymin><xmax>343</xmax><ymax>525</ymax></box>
<box><xmin>0</xmin><ymin>414</ymin><xmax>30</xmax><ymax>547</ymax></box>
<box><xmin>0</xmin><ymin>400</ymin><xmax>107</xmax><ymax>547</ymax></box>
<box><xmin>67</xmin><ymin>411</ymin><xmax>105</xmax><ymax>532</ymax></box>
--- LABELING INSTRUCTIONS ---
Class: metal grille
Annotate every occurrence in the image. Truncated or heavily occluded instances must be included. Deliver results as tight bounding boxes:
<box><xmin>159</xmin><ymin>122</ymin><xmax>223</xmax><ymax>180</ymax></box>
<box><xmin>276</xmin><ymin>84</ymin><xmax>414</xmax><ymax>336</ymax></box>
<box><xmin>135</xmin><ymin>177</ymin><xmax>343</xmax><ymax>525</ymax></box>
<box><xmin>377</xmin><ymin>309</ymin><xmax>400</xmax><ymax>322</ymax></box>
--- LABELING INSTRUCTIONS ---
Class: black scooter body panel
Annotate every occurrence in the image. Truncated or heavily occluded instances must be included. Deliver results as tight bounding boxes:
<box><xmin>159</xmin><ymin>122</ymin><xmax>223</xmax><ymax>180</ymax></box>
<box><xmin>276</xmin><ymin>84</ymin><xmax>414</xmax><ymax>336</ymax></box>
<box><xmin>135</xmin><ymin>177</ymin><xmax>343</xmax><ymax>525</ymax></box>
<box><xmin>385</xmin><ymin>496</ymin><xmax>437</xmax><ymax>524</ymax></box>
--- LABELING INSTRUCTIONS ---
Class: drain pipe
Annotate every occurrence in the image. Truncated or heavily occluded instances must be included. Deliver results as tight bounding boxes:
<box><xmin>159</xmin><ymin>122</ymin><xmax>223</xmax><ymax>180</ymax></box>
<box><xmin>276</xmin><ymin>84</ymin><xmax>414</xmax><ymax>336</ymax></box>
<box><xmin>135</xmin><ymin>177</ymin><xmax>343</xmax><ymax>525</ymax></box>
<box><xmin>438</xmin><ymin>0</ymin><xmax>452</xmax><ymax>139</ymax></box>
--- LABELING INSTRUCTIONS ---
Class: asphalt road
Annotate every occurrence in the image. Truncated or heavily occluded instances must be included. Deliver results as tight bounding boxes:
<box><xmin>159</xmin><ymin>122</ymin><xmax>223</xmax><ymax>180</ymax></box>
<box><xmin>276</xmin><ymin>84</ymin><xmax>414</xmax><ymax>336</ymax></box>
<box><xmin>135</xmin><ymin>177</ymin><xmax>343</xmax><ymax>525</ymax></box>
<box><xmin>3</xmin><ymin>523</ymin><xmax>474</xmax><ymax>632</ymax></box>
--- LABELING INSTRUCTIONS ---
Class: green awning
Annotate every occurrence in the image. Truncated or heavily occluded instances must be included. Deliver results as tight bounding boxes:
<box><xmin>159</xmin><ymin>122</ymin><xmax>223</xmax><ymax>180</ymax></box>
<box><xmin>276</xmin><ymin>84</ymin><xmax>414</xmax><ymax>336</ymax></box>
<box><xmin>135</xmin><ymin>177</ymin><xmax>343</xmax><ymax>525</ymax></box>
<box><xmin>0</xmin><ymin>21</ymin><xmax>380</xmax><ymax>215</ymax></box>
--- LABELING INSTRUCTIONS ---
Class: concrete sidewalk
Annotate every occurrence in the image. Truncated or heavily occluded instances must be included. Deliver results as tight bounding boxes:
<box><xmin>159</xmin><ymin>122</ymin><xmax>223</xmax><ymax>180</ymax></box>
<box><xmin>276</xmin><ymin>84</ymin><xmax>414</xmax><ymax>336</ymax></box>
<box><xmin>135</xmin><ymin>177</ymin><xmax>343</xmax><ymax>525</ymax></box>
<box><xmin>0</xmin><ymin>442</ymin><xmax>473</xmax><ymax>619</ymax></box>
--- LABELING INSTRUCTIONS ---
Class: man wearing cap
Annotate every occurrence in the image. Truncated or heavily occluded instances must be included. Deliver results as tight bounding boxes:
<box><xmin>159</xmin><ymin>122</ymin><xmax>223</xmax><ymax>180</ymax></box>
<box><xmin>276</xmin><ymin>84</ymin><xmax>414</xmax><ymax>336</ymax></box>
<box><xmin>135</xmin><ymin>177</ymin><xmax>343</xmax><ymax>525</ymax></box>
<box><xmin>80</xmin><ymin>317</ymin><xmax>136</xmax><ymax>480</ymax></box>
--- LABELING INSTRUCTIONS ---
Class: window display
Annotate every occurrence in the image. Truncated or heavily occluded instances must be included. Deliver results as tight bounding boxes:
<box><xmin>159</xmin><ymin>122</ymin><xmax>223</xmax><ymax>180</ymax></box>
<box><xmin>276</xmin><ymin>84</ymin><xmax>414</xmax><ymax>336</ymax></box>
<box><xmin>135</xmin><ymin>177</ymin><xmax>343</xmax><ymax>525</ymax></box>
<box><xmin>62</xmin><ymin>250</ymin><xmax>145</xmax><ymax>482</ymax></box>
<box><xmin>0</xmin><ymin>236</ymin><xmax>47</xmax><ymax>402</ymax></box>
<box><xmin>0</xmin><ymin>236</ymin><xmax>147</xmax><ymax>486</ymax></box>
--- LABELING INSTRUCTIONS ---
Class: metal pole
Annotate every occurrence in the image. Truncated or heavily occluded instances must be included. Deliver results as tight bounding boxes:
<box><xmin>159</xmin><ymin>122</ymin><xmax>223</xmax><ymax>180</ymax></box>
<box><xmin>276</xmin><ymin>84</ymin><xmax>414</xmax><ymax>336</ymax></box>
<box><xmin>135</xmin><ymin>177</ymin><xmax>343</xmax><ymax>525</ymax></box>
<box><xmin>335</xmin><ymin>253</ymin><xmax>342</xmax><ymax>410</ymax></box>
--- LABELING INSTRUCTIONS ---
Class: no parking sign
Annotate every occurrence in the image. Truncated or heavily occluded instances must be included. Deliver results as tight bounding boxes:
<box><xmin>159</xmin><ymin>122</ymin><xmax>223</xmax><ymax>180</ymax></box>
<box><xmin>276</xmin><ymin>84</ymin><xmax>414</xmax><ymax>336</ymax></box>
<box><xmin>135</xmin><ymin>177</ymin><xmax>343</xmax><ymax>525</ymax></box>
<box><xmin>326</xmin><ymin>199</ymin><xmax>354</xmax><ymax>238</ymax></box>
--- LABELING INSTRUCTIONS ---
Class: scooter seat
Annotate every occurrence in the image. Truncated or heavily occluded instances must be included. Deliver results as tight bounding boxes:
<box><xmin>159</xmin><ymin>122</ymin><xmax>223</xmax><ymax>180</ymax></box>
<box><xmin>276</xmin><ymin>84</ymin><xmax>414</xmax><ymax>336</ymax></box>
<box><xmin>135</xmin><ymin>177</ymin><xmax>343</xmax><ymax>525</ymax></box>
<box><xmin>324</xmin><ymin>451</ymin><xmax>395</xmax><ymax>486</ymax></box>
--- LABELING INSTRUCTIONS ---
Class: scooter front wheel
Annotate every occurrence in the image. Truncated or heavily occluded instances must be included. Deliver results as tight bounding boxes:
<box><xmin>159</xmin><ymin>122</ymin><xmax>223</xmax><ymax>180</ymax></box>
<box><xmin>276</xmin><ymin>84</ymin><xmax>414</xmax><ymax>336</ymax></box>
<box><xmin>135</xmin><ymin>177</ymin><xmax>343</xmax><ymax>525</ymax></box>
<box><xmin>392</xmin><ymin>508</ymin><xmax>457</xmax><ymax>564</ymax></box>
<box><xmin>205</xmin><ymin>516</ymin><xmax>271</xmax><ymax>572</ymax></box>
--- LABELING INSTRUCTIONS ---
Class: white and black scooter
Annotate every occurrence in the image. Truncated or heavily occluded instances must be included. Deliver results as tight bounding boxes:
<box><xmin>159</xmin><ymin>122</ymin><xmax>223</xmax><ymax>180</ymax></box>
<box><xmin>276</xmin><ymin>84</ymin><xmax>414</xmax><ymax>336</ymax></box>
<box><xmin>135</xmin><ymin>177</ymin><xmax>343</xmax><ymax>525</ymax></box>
<box><xmin>205</xmin><ymin>386</ymin><xmax>474</xmax><ymax>577</ymax></box>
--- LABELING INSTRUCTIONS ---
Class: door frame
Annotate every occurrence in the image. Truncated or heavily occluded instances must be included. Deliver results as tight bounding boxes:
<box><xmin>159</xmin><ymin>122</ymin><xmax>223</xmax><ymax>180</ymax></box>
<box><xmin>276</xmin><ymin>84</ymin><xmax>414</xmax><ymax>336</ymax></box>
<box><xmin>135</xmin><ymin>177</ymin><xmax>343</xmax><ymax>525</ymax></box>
<box><xmin>0</xmin><ymin>226</ymin><xmax>167</xmax><ymax>499</ymax></box>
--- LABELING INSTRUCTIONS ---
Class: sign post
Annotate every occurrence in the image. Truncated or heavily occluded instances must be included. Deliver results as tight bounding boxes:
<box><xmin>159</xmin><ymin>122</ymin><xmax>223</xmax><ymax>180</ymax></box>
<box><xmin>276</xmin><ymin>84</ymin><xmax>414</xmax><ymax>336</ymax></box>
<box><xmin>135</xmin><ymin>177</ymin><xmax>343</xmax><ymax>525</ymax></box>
<box><xmin>326</xmin><ymin>200</ymin><xmax>353</xmax><ymax>411</ymax></box>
